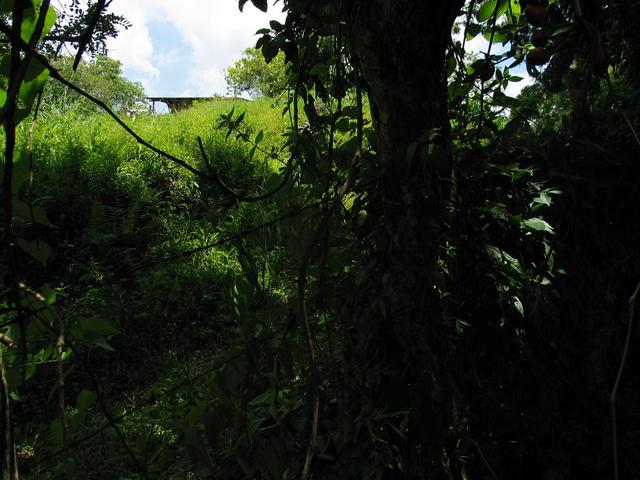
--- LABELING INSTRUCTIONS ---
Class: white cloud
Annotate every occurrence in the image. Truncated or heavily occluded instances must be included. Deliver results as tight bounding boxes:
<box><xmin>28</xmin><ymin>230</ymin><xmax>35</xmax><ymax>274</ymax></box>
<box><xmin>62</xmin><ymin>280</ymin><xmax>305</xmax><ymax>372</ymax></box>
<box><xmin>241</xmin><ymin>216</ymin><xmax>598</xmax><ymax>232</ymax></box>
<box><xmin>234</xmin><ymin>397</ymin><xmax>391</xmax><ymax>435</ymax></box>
<box><xmin>106</xmin><ymin>0</ymin><xmax>285</xmax><ymax>96</ymax></box>
<box><xmin>505</xmin><ymin>75</ymin><xmax>535</xmax><ymax>98</ymax></box>
<box><xmin>104</xmin><ymin>1</ymin><xmax>532</xmax><ymax>99</ymax></box>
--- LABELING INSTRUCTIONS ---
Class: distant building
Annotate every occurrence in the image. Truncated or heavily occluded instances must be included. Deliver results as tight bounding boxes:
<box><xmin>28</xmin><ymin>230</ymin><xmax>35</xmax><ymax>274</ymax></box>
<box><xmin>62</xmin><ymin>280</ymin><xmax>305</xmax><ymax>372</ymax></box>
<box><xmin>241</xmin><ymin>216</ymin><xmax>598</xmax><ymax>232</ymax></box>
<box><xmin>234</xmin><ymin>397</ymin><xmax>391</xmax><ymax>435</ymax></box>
<box><xmin>146</xmin><ymin>96</ymin><xmax>248</xmax><ymax>113</ymax></box>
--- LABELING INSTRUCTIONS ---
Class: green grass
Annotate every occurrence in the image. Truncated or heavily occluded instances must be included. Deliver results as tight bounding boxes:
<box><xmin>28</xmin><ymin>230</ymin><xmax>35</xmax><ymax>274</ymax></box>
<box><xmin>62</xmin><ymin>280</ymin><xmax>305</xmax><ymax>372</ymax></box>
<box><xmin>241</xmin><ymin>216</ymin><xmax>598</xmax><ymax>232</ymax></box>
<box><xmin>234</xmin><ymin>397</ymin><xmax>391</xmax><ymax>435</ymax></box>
<box><xmin>12</xmin><ymin>97</ymin><xmax>292</xmax><ymax>478</ymax></box>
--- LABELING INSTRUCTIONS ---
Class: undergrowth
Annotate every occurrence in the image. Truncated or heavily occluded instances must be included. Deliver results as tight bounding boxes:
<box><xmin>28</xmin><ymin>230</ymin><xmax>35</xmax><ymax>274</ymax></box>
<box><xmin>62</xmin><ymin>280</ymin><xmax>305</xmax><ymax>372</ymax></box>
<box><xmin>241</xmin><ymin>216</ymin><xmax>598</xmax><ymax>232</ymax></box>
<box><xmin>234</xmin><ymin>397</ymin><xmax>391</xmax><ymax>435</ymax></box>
<box><xmin>12</xmin><ymin>97</ymin><xmax>291</xmax><ymax>477</ymax></box>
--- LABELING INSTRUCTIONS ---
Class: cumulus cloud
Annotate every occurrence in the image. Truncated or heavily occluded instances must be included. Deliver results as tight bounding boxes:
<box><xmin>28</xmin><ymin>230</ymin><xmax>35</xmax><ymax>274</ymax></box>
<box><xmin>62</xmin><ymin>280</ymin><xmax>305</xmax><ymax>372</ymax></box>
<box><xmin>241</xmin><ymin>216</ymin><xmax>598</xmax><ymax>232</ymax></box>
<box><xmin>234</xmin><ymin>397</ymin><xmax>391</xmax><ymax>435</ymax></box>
<box><xmin>104</xmin><ymin>1</ymin><xmax>531</xmax><ymax>98</ymax></box>
<box><xmin>106</xmin><ymin>0</ymin><xmax>285</xmax><ymax>96</ymax></box>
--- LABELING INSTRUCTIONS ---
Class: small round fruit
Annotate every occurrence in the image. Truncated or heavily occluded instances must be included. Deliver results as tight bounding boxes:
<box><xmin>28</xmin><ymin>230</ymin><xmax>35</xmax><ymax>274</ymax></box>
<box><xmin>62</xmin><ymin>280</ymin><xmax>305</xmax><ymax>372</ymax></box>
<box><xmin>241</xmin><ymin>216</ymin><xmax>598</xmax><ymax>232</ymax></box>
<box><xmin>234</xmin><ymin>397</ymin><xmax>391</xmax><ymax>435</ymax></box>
<box><xmin>525</xmin><ymin>5</ymin><xmax>550</xmax><ymax>27</ymax></box>
<box><xmin>531</xmin><ymin>28</ymin><xmax>550</xmax><ymax>47</ymax></box>
<box><xmin>527</xmin><ymin>47</ymin><xmax>551</xmax><ymax>66</ymax></box>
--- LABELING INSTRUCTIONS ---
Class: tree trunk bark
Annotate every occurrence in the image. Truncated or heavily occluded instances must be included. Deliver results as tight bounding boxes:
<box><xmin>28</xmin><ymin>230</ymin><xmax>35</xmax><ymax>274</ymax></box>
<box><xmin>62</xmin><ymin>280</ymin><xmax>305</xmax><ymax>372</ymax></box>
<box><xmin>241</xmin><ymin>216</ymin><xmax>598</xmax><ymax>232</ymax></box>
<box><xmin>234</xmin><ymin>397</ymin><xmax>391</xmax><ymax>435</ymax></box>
<box><xmin>341</xmin><ymin>1</ymin><xmax>464</xmax><ymax>475</ymax></box>
<box><xmin>346</xmin><ymin>1</ymin><xmax>460</xmax><ymax>169</ymax></box>
<box><xmin>345</xmin><ymin>0</ymin><xmax>462</xmax><ymax>292</ymax></box>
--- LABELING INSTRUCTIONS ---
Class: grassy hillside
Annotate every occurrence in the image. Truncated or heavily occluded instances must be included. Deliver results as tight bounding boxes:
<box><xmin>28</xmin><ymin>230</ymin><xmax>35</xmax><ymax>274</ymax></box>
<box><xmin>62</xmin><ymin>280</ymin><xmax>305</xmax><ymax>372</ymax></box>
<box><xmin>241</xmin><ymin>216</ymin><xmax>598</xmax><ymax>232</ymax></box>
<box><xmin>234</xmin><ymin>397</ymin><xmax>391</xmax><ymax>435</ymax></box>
<box><xmin>15</xmin><ymin>97</ymin><xmax>292</xmax><ymax>477</ymax></box>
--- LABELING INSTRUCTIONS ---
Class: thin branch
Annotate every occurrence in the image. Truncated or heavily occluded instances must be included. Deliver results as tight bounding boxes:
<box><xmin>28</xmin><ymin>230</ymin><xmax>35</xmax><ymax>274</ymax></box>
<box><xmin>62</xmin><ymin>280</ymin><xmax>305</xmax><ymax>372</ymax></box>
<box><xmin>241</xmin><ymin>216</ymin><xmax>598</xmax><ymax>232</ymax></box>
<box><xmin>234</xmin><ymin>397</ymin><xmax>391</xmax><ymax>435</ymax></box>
<box><xmin>87</xmin><ymin>364</ymin><xmax>147</xmax><ymax>477</ymax></box>
<box><xmin>0</xmin><ymin>335</ymin><xmax>14</xmax><ymax>348</ymax></box>
<box><xmin>476</xmin><ymin>0</ymin><xmax>501</xmax><ymax>144</ymax></box>
<box><xmin>0</xmin><ymin>349</ymin><xmax>18</xmax><ymax>480</ymax></box>
<box><xmin>1</xmin><ymin>5</ymin><xmax>52</xmax><ymax>476</ymax></box>
<box><xmin>72</xmin><ymin>0</ymin><xmax>107</xmax><ymax>70</ymax></box>
<box><xmin>18</xmin><ymin>282</ymin><xmax>69</xmax><ymax>450</ymax></box>
<box><xmin>610</xmin><ymin>279</ymin><xmax>640</xmax><ymax>480</ymax></box>
<box><xmin>110</xmin><ymin>201</ymin><xmax>321</xmax><ymax>281</ymax></box>
<box><xmin>301</xmin><ymin>71</ymin><xmax>363</xmax><ymax>480</ymax></box>
<box><xmin>27</xmin><ymin>349</ymin><xmax>246</xmax><ymax>471</ymax></box>
<box><xmin>460</xmin><ymin>0</ymin><xmax>478</xmax><ymax>55</ymax></box>
<box><xmin>471</xmin><ymin>439</ymin><xmax>500</xmax><ymax>480</ymax></box>
<box><xmin>0</xmin><ymin>20</ymin><xmax>210</xmax><ymax>180</ymax></box>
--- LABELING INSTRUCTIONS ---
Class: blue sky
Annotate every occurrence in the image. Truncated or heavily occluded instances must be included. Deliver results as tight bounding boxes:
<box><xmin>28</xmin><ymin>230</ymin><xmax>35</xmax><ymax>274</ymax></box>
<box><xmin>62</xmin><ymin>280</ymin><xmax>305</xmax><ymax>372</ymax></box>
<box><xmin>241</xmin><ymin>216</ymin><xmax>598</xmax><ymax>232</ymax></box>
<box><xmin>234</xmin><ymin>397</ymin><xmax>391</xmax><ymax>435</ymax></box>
<box><xmin>103</xmin><ymin>0</ymin><xmax>286</xmax><ymax>97</ymax></box>
<box><xmin>93</xmin><ymin>1</ymin><xmax>531</xmax><ymax>99</ymax></box>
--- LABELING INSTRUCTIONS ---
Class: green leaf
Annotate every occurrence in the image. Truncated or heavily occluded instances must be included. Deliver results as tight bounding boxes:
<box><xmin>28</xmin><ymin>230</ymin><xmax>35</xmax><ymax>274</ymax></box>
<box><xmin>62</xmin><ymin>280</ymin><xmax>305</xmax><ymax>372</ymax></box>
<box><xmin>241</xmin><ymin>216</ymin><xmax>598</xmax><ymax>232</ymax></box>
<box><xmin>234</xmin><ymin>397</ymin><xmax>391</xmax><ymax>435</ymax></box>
<box><xmin>261</xmin><ymin>38</ymin><xmax>279</xmax><ymax>63</ymax></box>
<box><xmin>184</xmin><ymin>427</ymin><xmax>214</xmax><ymax>474</ymax></box>
<box><xmin>91</xmin><ymin>337</ymin><xmax>115</xmax><ymax>352</ymax></box>
<box><xmin>532</xmin><ymin>191</ymin><xmax>552</xmax><ymax>207</ymax></box>
<box><xmin>493</xmin><ymin>91</ymin><xmax>519</xmax><ymax>108</ymax></box>
<box><xmin>1</xmin><ymin>152</ymin><xmax>29</xmax><ymax>192</ymax></box>
<box><xmin>470</xmin><ymin>59</ymin><xmax>494</xmax><ymax>82</ymax></box>
<box><xmin>342</xmin><ymin>192</ymin><xmax>357</xmax><ymax>211</ymax></box>
<box><xmin>50</xmin><ymin>418</ymin><xmax>64</xmax><ymax>449</ymax></box>
<box><xmin>78</xmin><ymin>316</ymin><xmax>120</xmax><ymax>337</ymax></box>
<box><xmin>255</xmin><ymin>130</ymin><xmax>264</xmax><ymax>144</ymax></box>
<box><xmin>76</xmin><ymin>389</ymin><xmax>97</xmax><ymax>413</ymax></box>
<box><xmin>21</xmin><ymin>4</ymin><xmax>57</xmax><ymax>43</ymax></box>
<box><xmin>17</xmin><ymin>239</ymin><xmax>51</xmax><ymax>265</ymax></box>
<box><xmin>477</xmin><ymin>0</ymin><xmax>497</xmax><ymax>22</ymax></box>
<box><xmin>251</xmin><ymin>0</ymin><xmax>268</xmax><ymax>12</ymax></box>
<box><xmin>486</xmin><ymin>245</ymin><xmax>521</xmax><ymax>273</ymax></box>
<box><xmin>20</xmin><ymin>58</ymin><xmax>50</xmax><ymax>107</ymax></box>
<box><xmin>512</xmin><ymin>296</ymin><xmax>524</xmax><ymax>317</ymax></box>
<box><xmin>0</xmin><ymin>0</ymin><xmax>15</xmax><ymax>14</ymax></box>
<box><xmin>522</xmin><ymin>218</ymin><xmax>554</xmax><ymax>233</ymax></box>
<box><xmin>335</xmin><ymin>117</ymin><xmax>351</xmax><ymax>133</ymax></box>
<box><xmin>13</xmin><ymin>200</ymin><xmax>51</xmax><ymax>226</ymax></box>
<box><xmin>466</xmin><ymin>23</ymin><xmax>482</xmax><ymax>40</ymax></box>
<box><xmin>509</xmin><ymin>0</ymin><xmax>521</xmax><ymax>17</ymax></box>
<box><xmin>484</xmin><ymin>29</ymin><xmax>508</xmax><ymax>43</ymax></box>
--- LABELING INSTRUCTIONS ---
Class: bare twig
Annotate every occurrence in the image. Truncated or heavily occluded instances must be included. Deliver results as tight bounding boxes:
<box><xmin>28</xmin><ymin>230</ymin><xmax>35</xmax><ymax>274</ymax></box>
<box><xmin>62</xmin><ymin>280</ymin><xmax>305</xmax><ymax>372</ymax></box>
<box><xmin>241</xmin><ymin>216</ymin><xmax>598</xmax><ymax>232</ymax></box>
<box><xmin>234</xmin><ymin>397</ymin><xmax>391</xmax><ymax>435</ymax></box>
<box><xmin>0</xmin><ymin>334</ymin><xmax>14</xmax><ymax>348</ymax></box>
<box><xmin>610</xmin><ymin>280</ymin><xmax>640</xmax><ymax>480</ymax></box>
<box><xmin>18</xmin><ymin>282</ymin><xmax>69</xmax><ymax>450</ymax></box>
<box><xmin>476</xmin><ymin>0</ymin><xmax>501</xmax><ymax>144</ymax></box>
<box><xmin>26</xmin><ymin>349</ymin><xmax>246</xmax><ymax>471</ymax></box>
<box><xmin>300</xmin><ymin>72</ymin><xmax>363</xmax><ymax>480</ymax></box>
<box><xmin>471</xmin><ymin>439</ymin><xmax>500</xmax><ymax>480</ymax></box>
<box><xmin>72</xmin><ymin>0</ymin><xmax>107</xmax><ymax>70</ymax></box>
<box><xmin>0</xmin><ymin>349</ymin><xmax>19</xmax><ymax>480</ymax></box>
<box><xmin>110</xmin><ymin>201</ymin><xmax>321</xmax><ymax>281</ymax></box>
<box><xmin>87</xmin><ymin>364</ymin><xmax>147</xmax><ymax>477</ymax></box>
<box><xmin>0</xmin><ymin>20</ymin><xmax>210</xmax><ymax>180</ymax></box>
<box><xmin>1</xmin><ymin>5</ymin><xmax>52</xmax><ymax>477</ymax></box>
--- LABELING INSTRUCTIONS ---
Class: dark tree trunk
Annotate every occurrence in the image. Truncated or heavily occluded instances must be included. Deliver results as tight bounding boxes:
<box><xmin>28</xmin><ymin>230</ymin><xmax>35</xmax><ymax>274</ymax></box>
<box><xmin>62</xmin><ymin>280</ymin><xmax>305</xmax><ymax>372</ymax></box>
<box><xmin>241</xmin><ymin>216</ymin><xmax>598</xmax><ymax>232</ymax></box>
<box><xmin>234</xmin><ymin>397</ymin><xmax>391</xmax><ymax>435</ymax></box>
<box><xmin>341</xmin><ymin>1</ymin><xmax>465</xmax><ymax>476</ymax></box>
<box><xmin>344</xmin><ymin>1</ymin><xmax>462</xmax><ymax>293</ymax></box>
<box><xmin>346</xmin><ymin>1</ymin><xmax>461</xmax><ymax>170</ymax></box>
<box><xmin>343</xmin><ymin>5</ymin><xmax>463</xmax><ymax>326</ymax></box>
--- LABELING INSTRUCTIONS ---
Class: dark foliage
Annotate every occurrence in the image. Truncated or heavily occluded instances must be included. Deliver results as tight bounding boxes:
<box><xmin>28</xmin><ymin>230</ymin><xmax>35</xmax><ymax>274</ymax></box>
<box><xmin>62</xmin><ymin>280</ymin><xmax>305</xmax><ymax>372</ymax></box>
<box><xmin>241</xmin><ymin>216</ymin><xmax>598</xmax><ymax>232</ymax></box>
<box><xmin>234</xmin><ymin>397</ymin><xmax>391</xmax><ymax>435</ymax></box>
<box><xmin>1</xmin><ymin>0</ymin><xmax>639</xmax><ymax>478</ymax></box>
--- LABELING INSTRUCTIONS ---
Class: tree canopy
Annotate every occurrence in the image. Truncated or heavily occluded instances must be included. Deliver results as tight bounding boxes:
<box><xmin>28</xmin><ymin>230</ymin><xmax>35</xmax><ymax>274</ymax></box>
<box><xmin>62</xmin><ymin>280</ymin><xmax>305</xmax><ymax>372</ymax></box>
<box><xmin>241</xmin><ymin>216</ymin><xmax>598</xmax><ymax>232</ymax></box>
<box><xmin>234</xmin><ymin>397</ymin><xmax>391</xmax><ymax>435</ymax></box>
<box><xmin>225</xmin><ymin>47</ymin><xmax>288</xmax><ymax>98</ymax></box>
<box><xmin>42</xmin><ymin>55</ymin><xmax>146</xmax><ymax>114</ymax></box>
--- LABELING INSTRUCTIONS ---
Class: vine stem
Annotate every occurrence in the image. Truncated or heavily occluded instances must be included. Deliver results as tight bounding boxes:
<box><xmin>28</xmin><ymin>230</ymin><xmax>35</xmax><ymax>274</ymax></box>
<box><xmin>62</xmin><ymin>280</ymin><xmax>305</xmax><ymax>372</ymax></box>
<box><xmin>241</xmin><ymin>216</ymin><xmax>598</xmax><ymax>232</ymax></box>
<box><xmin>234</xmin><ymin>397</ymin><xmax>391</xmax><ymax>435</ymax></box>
<box><xmin>610</xmin><ymin>279</ymin><xmax>640</xmax><ymax>480</ymax></box>
<box><xmin>475</xmin><ymin>0</ymin><xmax>500</xmax><ymax>145</ymax></box>
<box><xmin>0</xmin><ymin>348</ymin><xmax>18</xmax><ymax>480</ymax></box>
<box><xmin>18</xmin><ymin>282</ymin><xmax>69</xmax><ymax>450</ymax></box>
<box><xmin>1</xmin><ymin>3</ymin><xmax>51</xmax><ymax>478</ymax></box>
<box><xmin>300</xmin><ymin>71</ymin><xmax>363</xmax><ymax>480</ymax></box>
